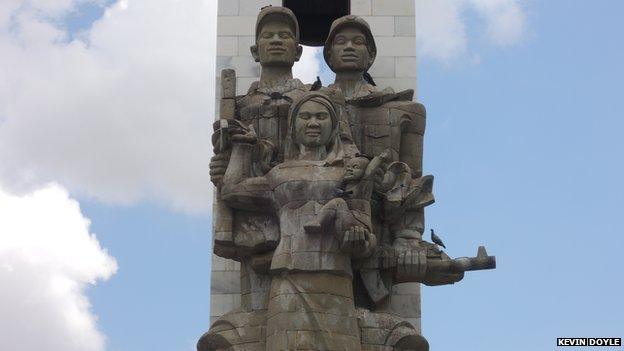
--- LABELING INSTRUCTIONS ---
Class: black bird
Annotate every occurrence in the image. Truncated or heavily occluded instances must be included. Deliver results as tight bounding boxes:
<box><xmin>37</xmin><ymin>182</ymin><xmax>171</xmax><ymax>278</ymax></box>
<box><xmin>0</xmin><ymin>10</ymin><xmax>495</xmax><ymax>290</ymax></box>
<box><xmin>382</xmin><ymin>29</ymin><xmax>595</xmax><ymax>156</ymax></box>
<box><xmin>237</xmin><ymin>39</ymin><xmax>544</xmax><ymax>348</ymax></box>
<box><xmin>310</xmin><ymin>76</ymin><xmax>322</xmax><ymax>91</ymax></box>
<box><xmin>430</xmin><ymin>229</ymin><xmax>446</xmax><ymax>249</ymax></box>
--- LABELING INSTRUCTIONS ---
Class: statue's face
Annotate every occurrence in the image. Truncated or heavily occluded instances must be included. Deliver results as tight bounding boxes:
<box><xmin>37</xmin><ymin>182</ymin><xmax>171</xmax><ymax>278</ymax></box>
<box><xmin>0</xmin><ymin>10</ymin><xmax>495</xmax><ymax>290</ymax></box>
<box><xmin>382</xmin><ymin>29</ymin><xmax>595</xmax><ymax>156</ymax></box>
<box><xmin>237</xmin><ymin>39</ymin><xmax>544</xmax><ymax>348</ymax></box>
<box><xmin>328</xmin><ymin>26</ymin><xmax>371</xmax><ymax>72</ymax></box>
<box><xmin>295</xmin><ymin>101</ymin><xmax>333</xmax><ymax>148</ymax></box>
<box><xmin>253</xmin><ymin>20</ymin><xmax>301</xmax><ymax>67</ymax></box>
<box><xmin>344</xmin><ymin>157</ymin><xmax>368</xmax><ymax>181</ymax></box>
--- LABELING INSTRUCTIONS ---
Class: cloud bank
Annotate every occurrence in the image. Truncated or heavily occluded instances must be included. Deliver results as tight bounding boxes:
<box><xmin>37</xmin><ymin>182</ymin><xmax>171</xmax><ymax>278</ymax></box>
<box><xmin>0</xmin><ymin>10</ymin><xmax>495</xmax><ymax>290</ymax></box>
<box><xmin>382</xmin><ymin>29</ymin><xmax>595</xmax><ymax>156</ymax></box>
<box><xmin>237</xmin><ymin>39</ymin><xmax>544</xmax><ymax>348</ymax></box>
<box><xmin>416</xmin><ymin>0</ymin><xmax>527</xmax><ymax>62</ymax></box>
<box><xmin>0</xmin><ymin>0</ymin><xmax>218</xmax><ymax>213</ymax></box>
<box><xmin>0</xmin><ymin>183</ymin><xmax>117</xmax><ymax>351</ymax></box>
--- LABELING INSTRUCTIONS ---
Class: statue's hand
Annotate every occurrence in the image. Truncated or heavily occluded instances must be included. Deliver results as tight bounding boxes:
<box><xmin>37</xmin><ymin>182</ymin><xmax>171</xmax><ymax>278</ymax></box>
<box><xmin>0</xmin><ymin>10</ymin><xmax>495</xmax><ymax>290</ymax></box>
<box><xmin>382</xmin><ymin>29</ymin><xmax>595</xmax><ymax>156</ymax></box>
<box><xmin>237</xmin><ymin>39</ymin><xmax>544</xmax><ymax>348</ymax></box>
<box><xmin>212</xmin><ymin>119</ymin><xmax>257</xmax><ymax>152</ymax></box>
<box><xmin>391</xmin><ymin>239</ymin><xmax>465</xmax><ymax>285</ymax></box>
<box><xmin>379</xmin><ymin>148</ymin><xmax>393</xmax><ymax>163</ymax></box>
<box><xmin>229</xmin><ymin>123</ymin><xmax>258</xmax><ymax>145</ymax></box>
<box><xmin>395</xmin><ymin>248</ymin><xmax>427</xmax><ymax>281</ymax></box>
<box><xmin>209</xmin><ymin>151</ymin><xmax>230</xmax><ymax>186</ymax></box>
<box><xmin>341</xmin><ymin>226</ymin><xmax>374</xmax><ymax>258</ymax></box>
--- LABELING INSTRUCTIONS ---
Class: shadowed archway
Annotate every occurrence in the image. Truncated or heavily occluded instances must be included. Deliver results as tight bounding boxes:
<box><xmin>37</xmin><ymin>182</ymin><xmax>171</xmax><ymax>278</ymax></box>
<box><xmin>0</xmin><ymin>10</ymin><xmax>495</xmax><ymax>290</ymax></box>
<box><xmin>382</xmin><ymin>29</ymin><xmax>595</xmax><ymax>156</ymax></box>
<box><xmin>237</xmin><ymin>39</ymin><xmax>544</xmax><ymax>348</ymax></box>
<box><xmin>283</xmin><ymin>0</ymin><xmax>350</xmax><ymax>46</ymax></box>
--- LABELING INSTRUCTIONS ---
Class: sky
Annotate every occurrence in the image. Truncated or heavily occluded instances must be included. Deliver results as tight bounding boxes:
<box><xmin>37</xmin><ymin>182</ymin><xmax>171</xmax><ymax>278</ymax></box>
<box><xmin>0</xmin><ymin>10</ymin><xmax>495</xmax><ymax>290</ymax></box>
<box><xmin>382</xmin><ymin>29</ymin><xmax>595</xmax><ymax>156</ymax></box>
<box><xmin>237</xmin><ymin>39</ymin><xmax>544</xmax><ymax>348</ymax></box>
<box><xmin>0</xmin><ymin>1</ymin><xmax>623</xmax><ymax>350</ymax></box>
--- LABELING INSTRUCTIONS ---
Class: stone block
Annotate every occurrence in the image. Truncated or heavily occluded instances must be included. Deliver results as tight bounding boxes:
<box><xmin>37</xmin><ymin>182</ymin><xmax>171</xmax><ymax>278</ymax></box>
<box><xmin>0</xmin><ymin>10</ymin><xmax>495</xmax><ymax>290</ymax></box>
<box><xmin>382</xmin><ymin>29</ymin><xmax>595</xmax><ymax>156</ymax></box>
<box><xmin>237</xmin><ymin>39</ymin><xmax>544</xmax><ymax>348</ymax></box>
<box><xmin>351</xmin><ymin>0</ymin><xmax>372</xmax><ymax>15</ymax></box>
<box><xmin>218</xmin><ymin>0</ymin><xmax>239</xmax><ymax>15</ymax></box>
<box><xmin>405</xmin><ymin>317</ymin><xmax>421</xmax><ymax>333</ymax></box>
<box><xmin>211</xmin><ymin>270</ymin><xmax>241</xmax><ymax>294</ymax></box>
<box><xmin>375</xmin><ymin>36</ymin><xmax>415</xmax><ymax>57</ymax></box>
<box><xmin>217</xmin><ymin>36</ymin><xmax>238</xmax><ymax>57</ymax></box>
<box><xmin>218</xmin><ymin>56</ymin><xmax>259</xmax><ymax>78</ymax></box>
<box><xmin>361</xmin><ymin>16</ymin><xmax>395</xmax><ymax>37</ymax></box>
<box><xmin>391</xmin><ymin>281</ymin><xmax>420</xmax><ymax>295</ymax></box>
<box><xmin>230</xmin><ymin>56</ymin><xmax>261</xmax><ymax>78</ymax></box>
<box><xmin>238</xmin><ymin>36</ymin><xmax>256</xmax><ymax>56</ymax></box>
<box><xmin>211</xmin><ymin>254</ymin><xmax>240</xmax><ymax>271</ymax></box>
<box><xmin>239</xmin><ymin>0</ymin><xmax>276</xmax><ymax>16</ymax></box>
<box><xmin>389</xmin><ymin>290</ymin><xmax>421</xmax><ymax>318</ymax></box>
<box><xmin>216</xmin><ymin>56</ymin><xmax>232</xmax><ymax>71</ymax></box>
<box><xmin>368</xmin><ymin>56</ymin><xmax>395</xmax><ymax>78</ymax></box>
<box><xmin>237</xmin><ymin>0</ymin><xmax>257</xmax><ymax>16</ymax></box>
<box><xmin>218</xmin><ymin>16</ymin><xmax>256</xmax><ymax>36</ymax></box>
<box><xmin>395</xmin><ymin>57</ymin><xmax>417</xmax><ymax>77</ymax></box>
<box><xmin>395</xmin><ymin>16</ymin><xmax>415</xmax><ymax>36</ymax></box>
<box><xmin>372</xmin><ymin>0</ymin><xmax>415</xmax><ymax>16</ymax></box>
<box><xmin>210</xmin><ymin>293</ymin><xmax>241</xmax><ymax>316</ymax></box>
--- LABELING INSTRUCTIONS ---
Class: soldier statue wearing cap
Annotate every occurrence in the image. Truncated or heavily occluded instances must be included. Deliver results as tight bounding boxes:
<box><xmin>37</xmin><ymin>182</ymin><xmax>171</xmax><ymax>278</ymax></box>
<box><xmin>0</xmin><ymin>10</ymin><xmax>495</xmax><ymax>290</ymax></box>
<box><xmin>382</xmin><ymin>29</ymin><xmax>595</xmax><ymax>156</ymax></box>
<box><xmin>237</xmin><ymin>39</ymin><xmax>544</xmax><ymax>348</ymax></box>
<box><xmin>202</xmin><ymin>7</ymin><xmax>310</xmax><ymax>350</ymax></box>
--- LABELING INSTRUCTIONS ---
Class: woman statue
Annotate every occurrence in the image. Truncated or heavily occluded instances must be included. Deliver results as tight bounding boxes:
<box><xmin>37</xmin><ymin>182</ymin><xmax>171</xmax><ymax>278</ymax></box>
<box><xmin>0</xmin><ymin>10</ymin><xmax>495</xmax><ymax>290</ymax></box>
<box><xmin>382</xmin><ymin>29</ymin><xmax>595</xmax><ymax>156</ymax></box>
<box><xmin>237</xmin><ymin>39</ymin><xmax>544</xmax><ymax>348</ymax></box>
<box><xmin>220</xmin><ymin>92</ymin><xmax>374</xmax><ymax>350</ymax></box>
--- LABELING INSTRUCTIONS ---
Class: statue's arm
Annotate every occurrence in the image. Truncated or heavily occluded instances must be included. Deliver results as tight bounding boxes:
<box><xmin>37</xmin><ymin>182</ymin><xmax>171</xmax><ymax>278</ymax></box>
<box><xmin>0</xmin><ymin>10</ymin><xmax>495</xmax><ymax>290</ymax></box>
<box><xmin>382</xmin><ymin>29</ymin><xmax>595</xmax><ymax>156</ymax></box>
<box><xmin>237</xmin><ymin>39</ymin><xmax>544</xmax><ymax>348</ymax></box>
<box><xmin>393</xmin><ymin>106</ymin><xmax>427</xmax><ymax>243</ymax></box>
<box><xmin>363</xmin><ymin>148</ymin><xmax>392</xmax><ymax>180</ymax></box>
<box><xmin>220</xmin><ymin>142</ymin><xmax>275</xmax><ymax>212</ymax></box>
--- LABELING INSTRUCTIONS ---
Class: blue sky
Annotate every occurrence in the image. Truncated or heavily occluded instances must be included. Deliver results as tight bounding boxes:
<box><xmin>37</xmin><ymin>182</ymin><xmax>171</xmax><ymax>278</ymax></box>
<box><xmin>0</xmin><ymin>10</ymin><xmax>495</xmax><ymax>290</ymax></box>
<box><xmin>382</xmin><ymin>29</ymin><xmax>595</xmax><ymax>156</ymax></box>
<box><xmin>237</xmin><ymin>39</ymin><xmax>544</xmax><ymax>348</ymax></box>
<box><xmin>1</xmin><ymin>1</ymin><xmax>623</xmax><ymax>350</ymax></box>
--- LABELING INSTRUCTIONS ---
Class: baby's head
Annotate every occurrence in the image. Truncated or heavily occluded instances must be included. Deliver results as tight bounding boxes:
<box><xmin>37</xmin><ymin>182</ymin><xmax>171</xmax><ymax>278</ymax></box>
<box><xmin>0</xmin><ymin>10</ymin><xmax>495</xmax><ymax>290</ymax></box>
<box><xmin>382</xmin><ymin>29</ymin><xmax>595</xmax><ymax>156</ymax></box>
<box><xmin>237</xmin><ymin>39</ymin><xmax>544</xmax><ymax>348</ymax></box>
<box><xmin>344</xmin><ymin>156</ymin><xmax>370</xmax><ymax>182</ymax></box>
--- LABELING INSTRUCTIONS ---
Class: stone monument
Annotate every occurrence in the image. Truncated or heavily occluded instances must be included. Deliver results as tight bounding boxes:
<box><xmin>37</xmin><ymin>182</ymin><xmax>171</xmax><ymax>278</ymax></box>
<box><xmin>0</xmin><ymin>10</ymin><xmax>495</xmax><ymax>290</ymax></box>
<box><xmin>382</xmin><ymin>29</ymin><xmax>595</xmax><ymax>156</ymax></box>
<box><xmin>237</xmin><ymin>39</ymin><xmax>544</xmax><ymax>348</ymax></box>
<box><xmin>201</xmin><ymin>2</ymin><xmax>496</xmax><ymax>350</ymax></box>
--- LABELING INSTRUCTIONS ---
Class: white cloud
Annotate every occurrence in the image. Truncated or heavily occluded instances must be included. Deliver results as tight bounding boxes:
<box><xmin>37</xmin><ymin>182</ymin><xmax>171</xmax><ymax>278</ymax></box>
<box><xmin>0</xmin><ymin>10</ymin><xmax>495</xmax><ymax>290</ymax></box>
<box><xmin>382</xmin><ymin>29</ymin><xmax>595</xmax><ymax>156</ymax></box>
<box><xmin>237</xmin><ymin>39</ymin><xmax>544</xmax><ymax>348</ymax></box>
<box><xmin>293</xmin><ymin>46</ymin><xmax>322</xmax><ymax>84</ymax></box>
<box><xmin>0</xmin><ymin>183</ymin><xmax>117</xmax><ymax>351</ymax></box>
<box><xmin>416</xmin><ymin>0</ymin><xmax>468</xmax><ymax>62</ymax></box>
<box><xmin>470</xmin><ymin>0</ymin><xmax>526</xmax><ymax>46</ymax></box>
<box><xmin>416</xmin><ymin>0</ymin><xmax>527</xmax><ymax>63</ymax></box>
<box><xmin>0</xmin><ymin>0</ymin><xmax>218</xmax><ymax>213</ymax></box>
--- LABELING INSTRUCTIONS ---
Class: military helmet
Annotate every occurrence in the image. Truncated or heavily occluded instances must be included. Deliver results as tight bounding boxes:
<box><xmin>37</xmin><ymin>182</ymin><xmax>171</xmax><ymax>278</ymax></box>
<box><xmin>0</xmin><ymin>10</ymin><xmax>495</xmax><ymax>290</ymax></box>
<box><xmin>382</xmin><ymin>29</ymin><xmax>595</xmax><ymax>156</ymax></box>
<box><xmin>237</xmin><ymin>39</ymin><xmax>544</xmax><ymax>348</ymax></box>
<box><xmin>323</xmin><ymin>15</ymin><xmax>377</xmax><ymax>67</ymax></box>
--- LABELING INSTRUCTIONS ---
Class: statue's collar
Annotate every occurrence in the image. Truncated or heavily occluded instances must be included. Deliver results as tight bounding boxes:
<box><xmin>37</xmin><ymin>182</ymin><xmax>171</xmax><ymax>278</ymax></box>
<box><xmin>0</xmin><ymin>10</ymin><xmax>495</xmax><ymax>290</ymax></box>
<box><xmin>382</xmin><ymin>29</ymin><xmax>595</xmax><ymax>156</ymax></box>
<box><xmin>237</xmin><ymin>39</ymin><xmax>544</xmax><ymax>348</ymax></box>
<box><xmin>328</xmin><ymin>82</ymin><xmax>377</xmax><ymax>101</ymax></box>
<box><xmin>256</xmin><ymin>78</ymin><xmax>305</xmax><ymax>94</ymax></box>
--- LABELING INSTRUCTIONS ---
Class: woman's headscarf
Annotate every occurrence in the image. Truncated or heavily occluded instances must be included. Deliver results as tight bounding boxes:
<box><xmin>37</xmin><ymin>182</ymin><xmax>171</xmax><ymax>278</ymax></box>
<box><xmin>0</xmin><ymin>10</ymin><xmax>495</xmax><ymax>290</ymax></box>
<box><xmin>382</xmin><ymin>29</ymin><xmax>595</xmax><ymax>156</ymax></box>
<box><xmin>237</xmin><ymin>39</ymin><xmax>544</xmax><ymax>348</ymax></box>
<box><xmin>284</xmin><ymin>92</ymin><xmax>345</xmax><ymax>165</ymax></box>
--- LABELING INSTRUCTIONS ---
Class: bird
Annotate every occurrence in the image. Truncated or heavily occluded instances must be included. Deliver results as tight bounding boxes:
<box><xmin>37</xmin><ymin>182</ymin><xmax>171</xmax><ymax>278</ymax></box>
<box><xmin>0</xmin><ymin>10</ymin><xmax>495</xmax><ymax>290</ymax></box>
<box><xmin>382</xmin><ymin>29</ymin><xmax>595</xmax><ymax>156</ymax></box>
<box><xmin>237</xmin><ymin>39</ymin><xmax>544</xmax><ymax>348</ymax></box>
<box><xmin>310</xmin><ymin>76</ymin><xmax>322</xmax><ymax>91</ymax></box>
<box><xmin>430</xmin><ymin>229</ymin><xmax>446</xmax><ymax>249</ymax></box>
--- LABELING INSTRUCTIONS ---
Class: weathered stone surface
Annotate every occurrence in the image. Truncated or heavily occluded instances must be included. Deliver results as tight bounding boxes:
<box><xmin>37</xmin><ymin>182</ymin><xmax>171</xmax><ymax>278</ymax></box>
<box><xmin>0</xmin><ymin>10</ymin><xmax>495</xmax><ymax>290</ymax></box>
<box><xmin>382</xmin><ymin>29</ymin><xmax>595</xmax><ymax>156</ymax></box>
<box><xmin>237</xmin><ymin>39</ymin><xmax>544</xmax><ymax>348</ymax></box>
<box><xmin>372</xmin><ymin>0</ymin><xmax>415</xmax><ymax>16</ymax></box>
<box><xmin>361</xmin><ymin>16</ymin><xmax>395</xmax><ymax>36</ymax></box>
<box><xmin>217</xmin><ymin>0</ymin><xmax>238</xmax><ymax>16</ymax></box>
<box><xmin>216</xmin><ymin>36</ymin><xmax>238</xmax><ymax>57</ymax></box>
<box><xmin>394</xmin><ymin>16</ymin><xmax>416</xmax><ymax>36</ymax></box>
<box><xmin>217</xmin><ymin>16</ymin><xmax>256</xmax><ymax>36</ymax></box>
<box><xmin>368</xmin><ymin>56</ymin><xmax>395</xmax><ymax>78</ymax></box>
<box><xmin>351</xmin><ymin>0</ymin><xmax>372</xmax><ymax>16</ymax></box>
<box><xmin>395</xmin><ymin>57</ymin><xmax>417</xmax><ymax>77</ymax></box>
<box><xmin>376</xmin><ymin>36</ymin><xmax>416</xmax><ymax>57</ymax></box>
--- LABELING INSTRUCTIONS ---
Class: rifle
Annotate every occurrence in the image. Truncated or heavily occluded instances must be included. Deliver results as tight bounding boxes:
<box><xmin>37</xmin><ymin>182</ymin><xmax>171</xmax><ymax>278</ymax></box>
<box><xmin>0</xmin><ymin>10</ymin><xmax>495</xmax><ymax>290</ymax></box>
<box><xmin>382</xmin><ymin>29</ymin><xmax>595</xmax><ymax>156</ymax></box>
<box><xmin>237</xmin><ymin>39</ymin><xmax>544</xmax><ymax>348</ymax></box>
<box><xmin>213</xmin><ymin>69</ymin><xmax>237</xmax><ymax>258</ymax></box>
<box><xmin>360</xmin><ymin>245</ymin><xmax>496</xmax><ymax>304</ymax></box>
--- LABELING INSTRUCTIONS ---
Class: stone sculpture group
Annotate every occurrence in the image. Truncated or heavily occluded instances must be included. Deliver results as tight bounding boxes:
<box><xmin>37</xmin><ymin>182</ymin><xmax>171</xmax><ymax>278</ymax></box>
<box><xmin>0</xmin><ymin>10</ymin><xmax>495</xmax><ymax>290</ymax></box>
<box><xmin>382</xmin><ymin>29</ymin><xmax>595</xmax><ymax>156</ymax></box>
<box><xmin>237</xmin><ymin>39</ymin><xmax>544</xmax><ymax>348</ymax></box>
<box><xmin>199</xmin><ymin>6</ymin><xmax>495</xmax><ymax>350</ymax></box>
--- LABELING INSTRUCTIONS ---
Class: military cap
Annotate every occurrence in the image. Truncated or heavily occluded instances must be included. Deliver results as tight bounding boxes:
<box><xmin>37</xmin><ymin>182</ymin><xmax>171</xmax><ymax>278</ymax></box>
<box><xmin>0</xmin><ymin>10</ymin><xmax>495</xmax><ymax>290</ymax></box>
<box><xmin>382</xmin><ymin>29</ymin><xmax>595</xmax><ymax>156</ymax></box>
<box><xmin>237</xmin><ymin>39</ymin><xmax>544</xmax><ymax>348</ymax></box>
<box><xmin>255</xmin><ymin>6</ymin><xmax>300</xmax><ymax>42</ymax></box>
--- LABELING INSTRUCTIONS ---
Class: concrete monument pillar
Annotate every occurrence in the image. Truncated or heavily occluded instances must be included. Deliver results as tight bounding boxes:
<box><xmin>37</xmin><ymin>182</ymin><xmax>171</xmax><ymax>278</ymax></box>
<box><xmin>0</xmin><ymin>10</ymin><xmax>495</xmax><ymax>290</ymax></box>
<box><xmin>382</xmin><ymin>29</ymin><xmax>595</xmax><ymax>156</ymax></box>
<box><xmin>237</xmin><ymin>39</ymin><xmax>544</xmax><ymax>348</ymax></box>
<box><xmin>211</xmin><ymin>0</ymin><xmax>419</xmax><ymax>328</ymax></box>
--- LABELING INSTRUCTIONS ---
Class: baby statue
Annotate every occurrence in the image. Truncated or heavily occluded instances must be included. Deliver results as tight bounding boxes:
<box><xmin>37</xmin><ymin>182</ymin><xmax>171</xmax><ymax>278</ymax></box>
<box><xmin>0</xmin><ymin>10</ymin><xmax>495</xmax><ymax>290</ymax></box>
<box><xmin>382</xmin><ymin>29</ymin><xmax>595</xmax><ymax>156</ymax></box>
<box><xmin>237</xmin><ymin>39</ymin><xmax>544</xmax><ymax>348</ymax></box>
<box><xmin>303</xmin><ymin>149</ymin><xmax>393</xmax><ymax>257</ymax></box>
